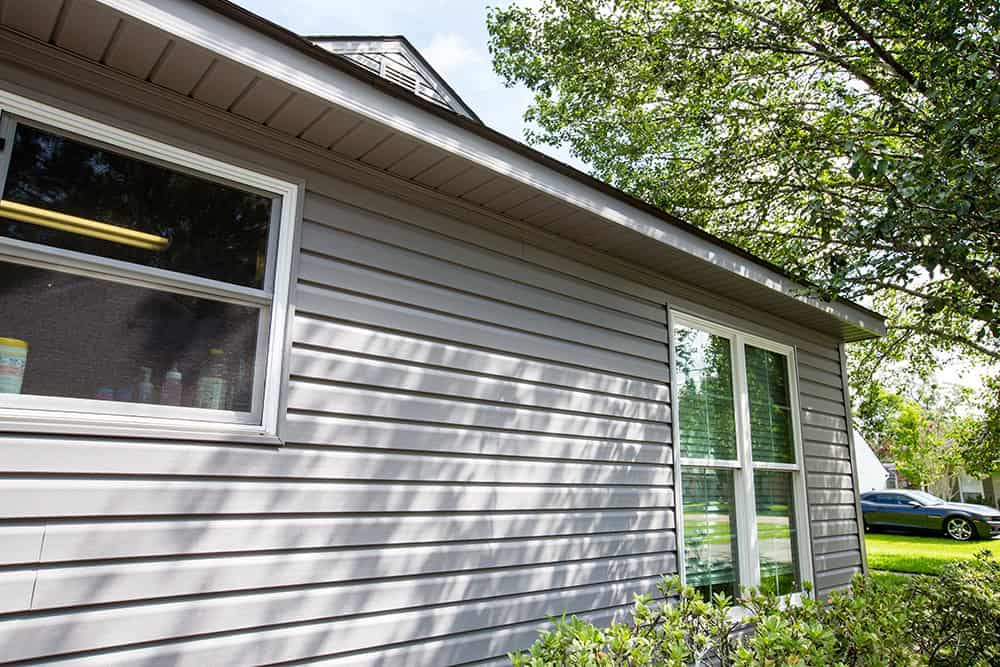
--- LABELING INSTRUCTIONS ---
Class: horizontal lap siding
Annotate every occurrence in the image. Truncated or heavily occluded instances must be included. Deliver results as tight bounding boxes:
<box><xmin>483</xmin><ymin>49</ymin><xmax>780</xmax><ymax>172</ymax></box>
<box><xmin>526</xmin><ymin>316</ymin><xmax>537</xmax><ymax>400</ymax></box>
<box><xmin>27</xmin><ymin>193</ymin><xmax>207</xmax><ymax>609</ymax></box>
<box><xmin>0</xmin><ymin>191</ymin><xmax>674</xmax><ymax>665</ymax></box>
<box><xmin>798</xmin><ymin>347</ymin><xmax>864</xmax><ymax>596</ymax></box>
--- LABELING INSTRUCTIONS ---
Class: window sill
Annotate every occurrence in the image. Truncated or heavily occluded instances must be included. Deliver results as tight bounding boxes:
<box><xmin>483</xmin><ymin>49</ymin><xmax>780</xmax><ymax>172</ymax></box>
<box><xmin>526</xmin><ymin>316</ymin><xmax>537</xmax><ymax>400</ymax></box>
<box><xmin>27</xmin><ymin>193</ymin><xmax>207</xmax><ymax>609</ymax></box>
<box><xmin>0</xmin><ymin>412</ymin><xmax>283</xmax><ymax>446</ymax></box>
<box><xmin>724</xmin><ymin>590</ymin><xmax>808</xmax><ymax>622</ymax></box>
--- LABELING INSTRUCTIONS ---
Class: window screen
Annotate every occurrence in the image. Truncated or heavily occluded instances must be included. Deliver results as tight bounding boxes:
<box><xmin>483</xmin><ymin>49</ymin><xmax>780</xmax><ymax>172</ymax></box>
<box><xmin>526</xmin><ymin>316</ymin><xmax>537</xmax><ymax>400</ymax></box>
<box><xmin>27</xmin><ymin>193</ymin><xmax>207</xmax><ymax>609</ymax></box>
<box><xmin>0</xmin><ymin>262</ymin><xmax>259</xmax><ymax>411</ymax></box>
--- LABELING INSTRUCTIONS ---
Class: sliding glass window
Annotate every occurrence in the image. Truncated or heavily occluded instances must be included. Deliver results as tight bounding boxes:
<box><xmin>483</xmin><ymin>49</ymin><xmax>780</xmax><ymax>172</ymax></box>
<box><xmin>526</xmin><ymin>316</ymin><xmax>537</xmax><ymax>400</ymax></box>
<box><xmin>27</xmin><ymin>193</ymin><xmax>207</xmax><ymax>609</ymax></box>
<box><xmin>673</xmin><ymin>314</ymin><xmax>809</xmax><ymax>599</ymax></box>
<box><xmin>0</xmin><ymin>94</ymin><xmax>297</xmax><ymax>434</ymax></box>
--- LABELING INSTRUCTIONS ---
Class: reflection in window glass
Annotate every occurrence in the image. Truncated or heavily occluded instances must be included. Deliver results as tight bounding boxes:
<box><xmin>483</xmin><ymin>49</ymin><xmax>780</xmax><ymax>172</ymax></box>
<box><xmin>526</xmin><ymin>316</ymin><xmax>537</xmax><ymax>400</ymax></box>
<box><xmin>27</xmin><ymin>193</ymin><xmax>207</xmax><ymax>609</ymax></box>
<box><xmin>683</xmin><ymin>467</ymin><xmax>740</xmax><ymax>600</ymax></box>
<box><xmin>0</xmin><ymin>262</ymin><xmax>259</xmax><ymax>412</ymax></box>
<box><xmin>754</xmin><ymin>470</ymin><xmax>801</xmax><ymax>595</ymax></box>
<box><xmin>1</xmin><ymin>123</ymin><xmax>274</xmax><ymax>288</ymax></box>
<box><xmin>675</xmin><ymin>325</ymin><xmax>737</xmax><ymax>460</ymax></box>
<box><xmin>745</xmin><ymin>345</ymin><xmax>795</xmax><ymax>463</ymax></box>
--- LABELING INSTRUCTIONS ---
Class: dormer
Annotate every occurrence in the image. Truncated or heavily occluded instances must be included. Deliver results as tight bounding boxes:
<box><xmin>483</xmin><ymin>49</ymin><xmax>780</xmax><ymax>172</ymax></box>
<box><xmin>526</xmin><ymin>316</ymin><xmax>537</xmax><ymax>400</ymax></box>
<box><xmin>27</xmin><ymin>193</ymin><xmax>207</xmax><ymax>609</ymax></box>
<box><xmin>308</xmin><ymin>35</ymin><xmax>481</xmax><ymax>122</ymax></box>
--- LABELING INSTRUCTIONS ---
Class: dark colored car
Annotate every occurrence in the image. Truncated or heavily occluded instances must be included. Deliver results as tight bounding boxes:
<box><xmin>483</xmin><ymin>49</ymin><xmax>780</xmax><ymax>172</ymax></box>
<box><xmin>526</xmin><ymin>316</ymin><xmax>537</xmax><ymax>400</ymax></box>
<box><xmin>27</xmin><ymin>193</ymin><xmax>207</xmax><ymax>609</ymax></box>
<box><xmin>861</xmin><ymin>489</ymin><xmax>1000</xmax><ymax>541</ymax></box>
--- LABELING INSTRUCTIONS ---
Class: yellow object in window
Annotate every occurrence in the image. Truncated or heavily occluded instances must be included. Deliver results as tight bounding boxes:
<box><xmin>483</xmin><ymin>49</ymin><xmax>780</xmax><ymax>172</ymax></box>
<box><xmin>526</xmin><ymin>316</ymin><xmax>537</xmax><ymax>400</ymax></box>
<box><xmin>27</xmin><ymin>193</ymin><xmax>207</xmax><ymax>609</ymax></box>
<box><xmin>0</xmin><ymin>199</ymin><xmax>170</xmax><ymax>251</ymax></box>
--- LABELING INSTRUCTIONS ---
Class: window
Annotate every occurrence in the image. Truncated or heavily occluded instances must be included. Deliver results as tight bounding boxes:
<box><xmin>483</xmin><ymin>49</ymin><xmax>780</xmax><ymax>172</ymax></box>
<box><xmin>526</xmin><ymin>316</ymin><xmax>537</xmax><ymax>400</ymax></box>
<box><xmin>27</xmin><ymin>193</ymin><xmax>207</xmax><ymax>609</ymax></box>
<box><xmin>876</xmin><ymin>493</ymin><xmax>912</xmax><ymax>506</ymax></box>
<box><xmin>672</xmin><ymin>313</ymin><xmax>811</xmax><ymax>599</ymax></box>
<box><xmin>0</xmin><ymin>91</ymin><xmax>298</xmax><ymax>436</ymax></box>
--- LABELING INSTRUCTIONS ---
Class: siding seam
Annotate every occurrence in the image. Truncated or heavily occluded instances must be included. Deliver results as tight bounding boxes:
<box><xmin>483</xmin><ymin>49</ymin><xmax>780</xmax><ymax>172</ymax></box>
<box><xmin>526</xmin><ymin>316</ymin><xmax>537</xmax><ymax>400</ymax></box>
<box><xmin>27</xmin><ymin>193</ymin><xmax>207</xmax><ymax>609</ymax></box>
<box><xmin>28</xmin><ymin>522</ymin><xmax>45</xmax><ymax>609</ymax></box>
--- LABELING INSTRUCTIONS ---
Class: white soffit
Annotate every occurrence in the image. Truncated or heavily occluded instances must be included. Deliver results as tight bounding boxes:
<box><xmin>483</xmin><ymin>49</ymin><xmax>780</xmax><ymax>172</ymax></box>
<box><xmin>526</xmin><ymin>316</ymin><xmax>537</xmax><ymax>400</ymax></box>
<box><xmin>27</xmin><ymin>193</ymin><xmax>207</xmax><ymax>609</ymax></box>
<box><xmin>61</xmin><ymin>0</ymin><xmax>883</xmax><ymax>339</ymax></box>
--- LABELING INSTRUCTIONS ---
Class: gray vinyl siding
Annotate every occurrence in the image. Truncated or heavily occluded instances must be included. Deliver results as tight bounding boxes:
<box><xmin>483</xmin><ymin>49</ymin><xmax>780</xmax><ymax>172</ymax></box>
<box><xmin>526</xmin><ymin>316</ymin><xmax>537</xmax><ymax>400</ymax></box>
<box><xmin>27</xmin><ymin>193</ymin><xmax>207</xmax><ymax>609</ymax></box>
<box><xmin>0</xmin><ymin>187</ymin><xmax>675</xmax><ymax>664</ymax></box>
<box><xmin>0</xmin><ymin>190</ymin><xmax>868</xmax><ymax>665</ymax></box>
<box><xmin>0</xmin><ymin>49</ymin><xmax>867</xmax><ymax>664</ymax></box>
<box><xmin>797</xmin><ymin>345</ymin><xmax>865</xmax><ymax>596</ymax></box>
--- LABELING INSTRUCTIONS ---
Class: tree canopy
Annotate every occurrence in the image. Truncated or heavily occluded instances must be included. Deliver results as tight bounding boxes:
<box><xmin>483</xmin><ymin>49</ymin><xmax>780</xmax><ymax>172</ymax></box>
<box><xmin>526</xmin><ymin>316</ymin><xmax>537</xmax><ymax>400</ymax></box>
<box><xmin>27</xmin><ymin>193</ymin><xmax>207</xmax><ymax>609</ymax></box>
<box><xmin>487</xmin><ymin>0</ymin><xmax>1000</xmax><ymax>451</ymax></box>
<box><xmin>856</xmin><ymin>384</ymin><xmax>981</xmax><ymax>488</ymax></box>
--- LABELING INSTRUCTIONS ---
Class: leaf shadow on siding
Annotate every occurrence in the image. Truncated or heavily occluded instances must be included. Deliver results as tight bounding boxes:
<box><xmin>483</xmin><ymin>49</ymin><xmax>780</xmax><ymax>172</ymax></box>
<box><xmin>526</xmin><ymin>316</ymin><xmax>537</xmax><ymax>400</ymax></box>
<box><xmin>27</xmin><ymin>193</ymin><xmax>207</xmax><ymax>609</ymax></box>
<box><xmin>0</xmin><ymin>307</ymin><xmax>678</xmax><ymax>664</ymax></box>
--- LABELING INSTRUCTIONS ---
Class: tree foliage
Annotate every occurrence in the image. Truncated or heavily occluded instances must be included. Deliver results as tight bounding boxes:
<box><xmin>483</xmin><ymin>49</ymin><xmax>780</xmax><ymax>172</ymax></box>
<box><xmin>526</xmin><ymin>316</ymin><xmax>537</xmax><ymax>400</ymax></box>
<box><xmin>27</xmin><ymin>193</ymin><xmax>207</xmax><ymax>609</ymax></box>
<box><xmin>854</xmin><ymin>386</ymin><xmax>904</xmax><ymax>458</ymax></box>
<box><xmin>885</xmin><ymin>399</ymin><xmax>961</xmax><ymax>488</ymax></box>
<box><xmin>487</xmin><ymin>0</ymin><xmax>1000</xmax><ymax>412</ymax></box>
<box><xmin>957</xmin><ymin>376</ymin><xmax>1000</xmax><ymax>477</ymax></box>
<box><xmin>856</xmin><ymin>382</ymin><xmax>1000</xmax><ymax>483</ymax></box>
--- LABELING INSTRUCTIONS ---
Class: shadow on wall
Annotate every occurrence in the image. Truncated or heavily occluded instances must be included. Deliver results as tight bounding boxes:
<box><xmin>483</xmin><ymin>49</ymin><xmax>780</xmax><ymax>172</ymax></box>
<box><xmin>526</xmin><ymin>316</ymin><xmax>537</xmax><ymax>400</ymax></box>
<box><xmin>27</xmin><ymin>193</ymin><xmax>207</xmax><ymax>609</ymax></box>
<box><xmin>0</xmin><ymin>271</ymin><xmax>677</xmax><ymax>664</ymax></box>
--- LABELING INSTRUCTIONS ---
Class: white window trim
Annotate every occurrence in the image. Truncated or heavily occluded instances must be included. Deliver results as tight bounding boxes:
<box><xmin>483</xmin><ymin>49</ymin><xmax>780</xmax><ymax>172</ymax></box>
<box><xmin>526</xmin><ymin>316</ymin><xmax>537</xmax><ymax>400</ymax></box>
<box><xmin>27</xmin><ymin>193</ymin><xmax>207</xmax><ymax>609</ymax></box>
<box><xmin>670</xmin><ymin>310</ymin><xmax>814</xmax><ymax>598</ymax></box>
<box><xmin>0</xmin><ymin>88</ymin><xmax>299</xmax><ymax>440</ymax></box>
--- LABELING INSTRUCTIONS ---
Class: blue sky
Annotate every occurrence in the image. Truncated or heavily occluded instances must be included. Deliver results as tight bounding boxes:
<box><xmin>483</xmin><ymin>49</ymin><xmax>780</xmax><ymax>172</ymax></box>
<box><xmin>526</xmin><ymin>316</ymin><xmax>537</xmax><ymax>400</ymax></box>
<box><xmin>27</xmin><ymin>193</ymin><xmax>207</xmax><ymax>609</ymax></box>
<box><xmin>234</xmin><ymin>0</ymin><xmax>584</xmax><ymax>169</ymax></box>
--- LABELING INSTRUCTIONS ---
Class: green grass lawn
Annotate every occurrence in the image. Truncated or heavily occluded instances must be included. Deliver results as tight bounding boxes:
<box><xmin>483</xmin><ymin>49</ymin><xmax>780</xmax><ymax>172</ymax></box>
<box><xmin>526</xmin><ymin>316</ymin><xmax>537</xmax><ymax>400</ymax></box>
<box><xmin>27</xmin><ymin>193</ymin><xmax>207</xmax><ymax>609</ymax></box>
<box><xmin>865</xmin><ymin>532</ymin><xmax>999</xmax><ymax>575</ymax></box>
<box><xmin>868</xmin><ymin>570</ymin><xmax>919</xmax><ymax>591</ymax></box>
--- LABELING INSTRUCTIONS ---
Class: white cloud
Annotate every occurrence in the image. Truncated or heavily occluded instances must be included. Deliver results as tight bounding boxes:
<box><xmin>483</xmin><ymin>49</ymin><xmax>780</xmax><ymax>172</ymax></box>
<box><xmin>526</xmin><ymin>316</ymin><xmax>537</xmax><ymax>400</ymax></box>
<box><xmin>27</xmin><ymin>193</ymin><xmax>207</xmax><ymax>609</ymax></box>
<box><xmin>421</xmin><ymin>32</ymin><xmax>485</xmax><ymax>77</ymax></box>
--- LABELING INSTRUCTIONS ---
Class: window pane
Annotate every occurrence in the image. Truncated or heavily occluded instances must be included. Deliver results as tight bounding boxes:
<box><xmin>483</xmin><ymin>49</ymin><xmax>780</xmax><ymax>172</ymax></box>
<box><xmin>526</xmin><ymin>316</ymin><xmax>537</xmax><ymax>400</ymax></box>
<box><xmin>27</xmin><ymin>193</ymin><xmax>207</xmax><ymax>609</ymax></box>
<box><xmin>675</xmin><ymin>325</ymin><xmax>737</xmax><ymax>460</ymax></box>
<box><xmin>1</xmin><ymin>123</ymin><xmax>273</xmax><ymax>288</ymax></box>
<box><xmin>745</xmin><ymin>345</ymin><xmax>795</xmax><ymax>463</ymax></box>
<box><xmin>682</xmin><ymin>467</ymin><xmax>740</xmax><ymax>600</ymax></box>
<box><xmin>754</xmin><ymin>470</ymin><xmax>801</xmax><ymax>596</ymax></box>
<box><xmin>0</xmin><ymin>261</ymin><xmax>259</xmax><ymax>412</ymax></box>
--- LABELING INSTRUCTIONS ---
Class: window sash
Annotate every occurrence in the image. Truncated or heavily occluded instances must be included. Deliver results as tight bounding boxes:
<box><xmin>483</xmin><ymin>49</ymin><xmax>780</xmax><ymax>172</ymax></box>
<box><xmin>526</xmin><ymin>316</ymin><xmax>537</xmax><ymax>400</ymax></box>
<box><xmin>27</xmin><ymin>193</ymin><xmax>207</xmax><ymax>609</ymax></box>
<box><xmin>671</xmin><ymin>311</ymin><xmax>812</xmax><ymax>598</ymax></box>
<box><xmin>754</xmin><ymin>469</ymin><xmax>802</xmax><ymax>596</ymax></box>
<box><xmin>2</xmin><ymin>114</ymin><xmax>283</xmax><ymax>292</ymax></box>
<box><xmin>682</xmin><ymin>466</ymin><xmax>741</xmax><ymax>600</ymax></box>
<box><xmin>0</xmin><ymin>88</ymin><xmax>299</xmax><ymax>436</ymax></box>
<box><xmin>745</xmin><ymin>344</ymin><xmax>796</xmax><ymax>464</ymax></box>
<box><xmin>0</xmin><ymin>235</ymin><xmax>272</xmax><ymax>308</ymax></box>
<box><xmin>675</xmin><ymin>324</ymin><xmax>740</xmax><ymax>462</ymax></box>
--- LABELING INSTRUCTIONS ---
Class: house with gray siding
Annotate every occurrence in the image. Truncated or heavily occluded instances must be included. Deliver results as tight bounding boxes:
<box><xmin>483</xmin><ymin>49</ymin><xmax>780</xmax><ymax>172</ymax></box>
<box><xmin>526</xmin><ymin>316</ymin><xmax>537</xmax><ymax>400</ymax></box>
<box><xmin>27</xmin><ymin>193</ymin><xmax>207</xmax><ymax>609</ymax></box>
<box><xmin>0</xmin><ymin>1</ymin><xmax>884</xmax><ymax>664</ymax></box>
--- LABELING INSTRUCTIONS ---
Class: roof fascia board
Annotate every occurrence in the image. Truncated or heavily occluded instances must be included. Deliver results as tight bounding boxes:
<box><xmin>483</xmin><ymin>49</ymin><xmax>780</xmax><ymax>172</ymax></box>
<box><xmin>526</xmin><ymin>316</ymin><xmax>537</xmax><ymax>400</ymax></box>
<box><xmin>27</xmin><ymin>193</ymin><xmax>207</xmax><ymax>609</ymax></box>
<box><xmin>96</xmin><ymin>0</ymin><xmax>885</xmax><ymax>338</ymax></box>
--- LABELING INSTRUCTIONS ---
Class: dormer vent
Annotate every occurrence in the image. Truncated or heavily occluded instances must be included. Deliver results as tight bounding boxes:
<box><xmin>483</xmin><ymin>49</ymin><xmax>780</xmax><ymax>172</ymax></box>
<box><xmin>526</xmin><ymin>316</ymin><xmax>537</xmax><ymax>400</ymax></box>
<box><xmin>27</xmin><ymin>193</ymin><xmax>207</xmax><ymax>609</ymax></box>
<box><xmin>308</xmin><ymin>36</ymin><xmax>480</xmax><ymax>122</ymax></box>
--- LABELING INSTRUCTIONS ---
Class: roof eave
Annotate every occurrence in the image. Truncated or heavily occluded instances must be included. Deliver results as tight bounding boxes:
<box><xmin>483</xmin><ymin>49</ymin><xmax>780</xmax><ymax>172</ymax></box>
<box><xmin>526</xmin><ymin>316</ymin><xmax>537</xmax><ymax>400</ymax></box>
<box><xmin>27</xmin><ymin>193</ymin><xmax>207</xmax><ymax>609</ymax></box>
<box><xmin>99</xmin><ymin>0</ymin><xmax>886</xmax><ymax>341</ymax></box>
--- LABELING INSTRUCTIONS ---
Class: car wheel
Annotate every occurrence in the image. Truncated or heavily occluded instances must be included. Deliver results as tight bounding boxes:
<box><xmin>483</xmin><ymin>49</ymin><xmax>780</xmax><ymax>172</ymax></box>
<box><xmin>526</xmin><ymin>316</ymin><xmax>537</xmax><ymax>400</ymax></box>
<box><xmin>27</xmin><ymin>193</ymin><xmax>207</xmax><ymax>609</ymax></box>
<box><xmin>945</xmin><ymin>517</ymin><xmax>975</xmax><ymax>541</ymax></box>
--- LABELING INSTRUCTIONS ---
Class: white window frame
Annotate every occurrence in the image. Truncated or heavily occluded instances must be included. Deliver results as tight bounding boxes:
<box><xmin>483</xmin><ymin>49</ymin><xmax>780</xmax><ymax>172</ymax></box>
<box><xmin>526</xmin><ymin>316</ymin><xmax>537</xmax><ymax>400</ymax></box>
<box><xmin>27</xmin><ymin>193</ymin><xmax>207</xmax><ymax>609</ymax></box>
<box><xmin>670</xmin><ymin>310</ymin><xmax>813</xmax><ymax>599</ymax></box>
<box><xmin>0</xmin><ymin>88</ymin><xmax>299</xmax><ymax>440</ymax></box>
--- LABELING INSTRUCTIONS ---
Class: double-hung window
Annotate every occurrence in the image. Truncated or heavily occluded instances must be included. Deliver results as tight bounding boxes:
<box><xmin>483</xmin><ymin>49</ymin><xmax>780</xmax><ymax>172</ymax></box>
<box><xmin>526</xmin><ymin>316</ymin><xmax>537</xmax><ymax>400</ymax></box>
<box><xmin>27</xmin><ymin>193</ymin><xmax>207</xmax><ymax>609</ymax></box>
<box><xmin>0</xmin><ymin>91</ymin><xmax>298</xmax><ymax>437</ymax></box>
<box><xmin>671</xmin><ymin>312</ymin><xmax>811</xmax><ymax>600</ymax></box>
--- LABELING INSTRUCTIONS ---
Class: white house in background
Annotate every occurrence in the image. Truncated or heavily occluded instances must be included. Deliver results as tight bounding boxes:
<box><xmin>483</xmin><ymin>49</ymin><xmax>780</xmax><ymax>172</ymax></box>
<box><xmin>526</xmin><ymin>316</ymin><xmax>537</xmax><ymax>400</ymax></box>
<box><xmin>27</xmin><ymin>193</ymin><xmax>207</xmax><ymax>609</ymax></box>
<box><xmin>930</xmin><ymin>472</ymin><xmax>993</xmax><ymax>505</ymax></box>
<box><xmin>853</xmin><ymin>431</ymin><xmax>889</xmax><ymax>492</ymax></box>
<box><xmin>985</xmin><ymin>474</ymin><xmax>1000</xmax><ymax>508</ymax></box>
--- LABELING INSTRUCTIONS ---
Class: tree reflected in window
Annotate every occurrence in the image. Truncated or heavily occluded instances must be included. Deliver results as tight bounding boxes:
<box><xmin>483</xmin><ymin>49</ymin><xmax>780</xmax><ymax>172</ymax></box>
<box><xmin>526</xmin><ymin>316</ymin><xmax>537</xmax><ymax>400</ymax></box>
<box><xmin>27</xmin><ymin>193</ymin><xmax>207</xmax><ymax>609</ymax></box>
<box><xmin>2</xmin><ymin>123</ymin><xmax>273</xmax><ymax>287</ymax></box>
<box><xmin>675</xmin><ymin>325</ymin><xmax>737</xmax><ymax>460</ymax></box>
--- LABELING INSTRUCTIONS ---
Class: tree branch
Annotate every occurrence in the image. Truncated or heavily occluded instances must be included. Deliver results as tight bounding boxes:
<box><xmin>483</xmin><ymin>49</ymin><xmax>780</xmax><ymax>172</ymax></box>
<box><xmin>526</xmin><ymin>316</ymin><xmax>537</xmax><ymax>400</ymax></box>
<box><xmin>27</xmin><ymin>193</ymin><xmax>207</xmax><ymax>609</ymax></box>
<box><xmin>722</xmin><ymin>0</ymin><xmax>911</xmax><ymax>109</ymax></box>
<box><xmin>818</xmin><ymin>0</ymin><xmax>917</xmax><ymax>86</ymax></box>
<box><xmin>889</xmin><ymin>325</ymin><xmax>1000</xmax><ymax>361</ymax></box>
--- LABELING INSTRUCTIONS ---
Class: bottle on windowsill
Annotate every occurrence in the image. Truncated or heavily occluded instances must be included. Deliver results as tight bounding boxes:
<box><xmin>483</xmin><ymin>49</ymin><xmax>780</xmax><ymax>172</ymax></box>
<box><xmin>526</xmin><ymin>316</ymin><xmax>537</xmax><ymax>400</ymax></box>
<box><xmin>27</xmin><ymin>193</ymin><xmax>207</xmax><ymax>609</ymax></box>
<box><xmin>229</xmin><ymin>355</ymin><xmax>251</xmax><ymax>412</ymax></box>
<box><xmin>137</xmin><ymin>366</ymin><xmax>155</xmax><ymax>403</ymax></box>
<box><xmin>194</xmin><ymin>348</ymin><xmax>228</xmax><ymax>410</ymax></box>
<box><xmin>160</xmin><ymin>363</ymin><xmax>183</xmax><ymax>406</ymax></box>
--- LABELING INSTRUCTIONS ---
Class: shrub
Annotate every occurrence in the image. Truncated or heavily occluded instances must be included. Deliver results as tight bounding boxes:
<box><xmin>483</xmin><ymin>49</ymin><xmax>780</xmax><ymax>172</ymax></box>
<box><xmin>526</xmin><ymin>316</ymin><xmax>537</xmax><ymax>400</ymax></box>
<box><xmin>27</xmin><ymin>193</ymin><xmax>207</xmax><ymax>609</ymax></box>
<box><xmin>906</xmin><ymin>552</ymin><xmax>1000</xmax><ymax>666</ymax></box>
<box><xmin>509</xmin><ymin>552</ymin><xmax>999</xmax><ymax>667</ymax></box>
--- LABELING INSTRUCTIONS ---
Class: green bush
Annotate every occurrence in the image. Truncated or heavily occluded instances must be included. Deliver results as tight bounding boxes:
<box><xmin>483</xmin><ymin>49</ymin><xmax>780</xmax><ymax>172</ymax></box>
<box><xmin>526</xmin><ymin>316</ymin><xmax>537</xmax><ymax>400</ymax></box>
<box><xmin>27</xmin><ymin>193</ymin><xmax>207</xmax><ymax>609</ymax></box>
<box><xmin>906</xmin><ymin>553</ymin><xmax>1000</xmax><ymax>666</ymax></box>
<box><xmin>510</xmin><ymin>552</ymin><xmax>1000</xmax><ymax>667</ymax></box>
